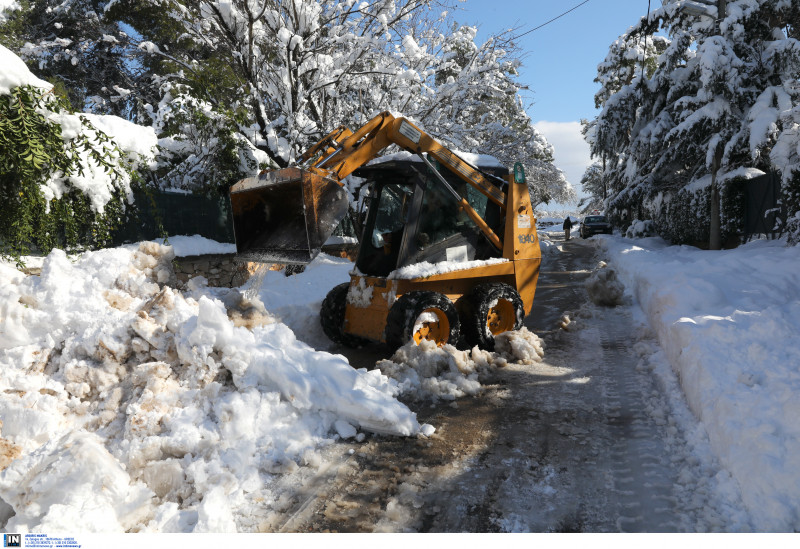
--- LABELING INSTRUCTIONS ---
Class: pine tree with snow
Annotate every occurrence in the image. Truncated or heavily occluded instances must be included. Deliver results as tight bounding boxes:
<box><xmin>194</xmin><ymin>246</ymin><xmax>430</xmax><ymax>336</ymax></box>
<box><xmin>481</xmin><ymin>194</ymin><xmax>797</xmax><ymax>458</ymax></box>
<box><xmin>577</xmin><ymin>162</ymin><xmax>606</xmax><ymax>214</ymax></box>
<box><xmin>0</xmin><ymin>0</ymin><xmax>142</xmax><ymax>117</ymax></box>
<box><xmin>589</xmin><ymin>0</ymin><xmax>800</xmax><ymax>245</ymax></box>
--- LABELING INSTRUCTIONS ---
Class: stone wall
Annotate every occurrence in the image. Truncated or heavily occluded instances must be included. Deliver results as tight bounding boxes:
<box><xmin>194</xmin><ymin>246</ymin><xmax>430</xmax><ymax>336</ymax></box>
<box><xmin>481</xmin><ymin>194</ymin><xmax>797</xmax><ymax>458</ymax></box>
<box><xmin>173</xmin><ymin>254</ymin><xmax>265</xmax><ymax>288</ymax></box>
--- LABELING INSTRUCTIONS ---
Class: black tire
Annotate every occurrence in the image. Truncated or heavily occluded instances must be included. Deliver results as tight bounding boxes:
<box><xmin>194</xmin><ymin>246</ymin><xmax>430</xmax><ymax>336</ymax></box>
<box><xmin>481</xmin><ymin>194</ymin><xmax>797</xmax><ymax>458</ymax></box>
<box><xmin>320</xmin><ymin>283</ymin><xmax>368</xmax><ymax>347</ymax></box>
<box><xmin>385</xmin><ymin>291</ymin><xmax>460</xmax><ymax>350</ymax></box>
<box><xmin>458</xmin><ymin>282</ymin><xmax>524</xmax><ymax>351</ymax></box>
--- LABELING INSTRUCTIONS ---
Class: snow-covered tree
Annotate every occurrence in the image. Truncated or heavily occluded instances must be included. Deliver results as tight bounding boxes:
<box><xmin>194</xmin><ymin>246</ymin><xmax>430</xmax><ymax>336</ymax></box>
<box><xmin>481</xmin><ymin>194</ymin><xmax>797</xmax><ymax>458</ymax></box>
<box><xmin>577</xmin><ymin>162</ymin><xmax>605</xmax><ymax>214</ymax></box>
<box><xmin>593</xmin><ymin>28</ymin><xmax>668</xmax><ymax>110</ymax></box>
<box><xmin>1</xmin><ymin>0</ymin><xmax>143</xmax><ymax>117</ymax></box>
<box><xmin>101</xmin><ymin>0</ymin><xmax>449</xmax><ymax>170</ymax></box>
<box><xmin>515</xmin><ymin>132</ymin><xmax>572</xmax><ymax>207</ymax></box>
<box><xmin>401</xmin><ymin>25</ymin><xmax>573</xmax><ymax>206</ymax></box>
<box><xmin>116</xmin><ymin>0</ymin><xmax>568</xmax><ymax>199</ymax></box>
<box><xmin>1</xmin><ymin>0</ymin><xmax>571</xmax><ymax>205</ymax></box>
<box><xmin>589</xmin><ymin>0</ymin><xmax>800</xmax><ymax>244</ymax></box>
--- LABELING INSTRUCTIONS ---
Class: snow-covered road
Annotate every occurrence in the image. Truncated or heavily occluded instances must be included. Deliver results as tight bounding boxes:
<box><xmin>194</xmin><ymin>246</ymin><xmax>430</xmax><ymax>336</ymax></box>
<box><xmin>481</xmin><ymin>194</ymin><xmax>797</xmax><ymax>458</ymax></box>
<box><xmin>260</xmin><ymin>234</ymin><xmax>753</xmax><ymax>532</ymax></box>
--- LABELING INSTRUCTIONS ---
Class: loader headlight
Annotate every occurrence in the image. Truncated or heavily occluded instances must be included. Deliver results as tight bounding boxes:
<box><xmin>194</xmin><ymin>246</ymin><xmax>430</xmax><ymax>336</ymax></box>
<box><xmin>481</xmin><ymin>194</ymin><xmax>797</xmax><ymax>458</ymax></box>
<box><xmin>514</xmin><ymin>162</ymin><xmax>526</xmax><ymax>184</ymax></box>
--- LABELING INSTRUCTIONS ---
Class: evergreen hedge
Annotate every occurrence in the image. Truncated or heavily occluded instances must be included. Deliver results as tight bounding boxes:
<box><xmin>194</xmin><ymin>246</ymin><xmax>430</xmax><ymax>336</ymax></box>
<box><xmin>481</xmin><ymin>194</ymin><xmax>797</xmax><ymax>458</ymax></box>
<box><xmin>0</xmin><ymin>84</ymin><xmax>132</xmax><ymax>265</ymax></box>
<box><xmin>784</xmin><ymin>170</ymin><xmax>800</xmax><ymax>245</ymax></box>
<box><xmin>609</xmin><ymin>178</ymin><xmax>747</xmax><ymax>247</ymax></box>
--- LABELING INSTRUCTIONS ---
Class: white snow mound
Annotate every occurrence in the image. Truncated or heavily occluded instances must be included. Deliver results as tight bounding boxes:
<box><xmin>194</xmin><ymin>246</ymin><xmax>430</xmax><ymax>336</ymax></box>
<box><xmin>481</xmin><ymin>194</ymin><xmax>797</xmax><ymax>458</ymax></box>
<box><xmin>0</xmin><ymin>242</ymin><xmax>420</xmax><ymax>532</ymax></box>
<box><xmin>585</xmin><ymin>261</ymin><xmax>626</xmax><ymax>307</ymax></box>
<box><xmin>377</xmin><ymin>328</ymin><xmax>544</xmax><ymax>401</ymax></box>
<box><xmin>599</xmin><ymin>236</ymin><xmax>800</xmax><ymax>531</ymax></box>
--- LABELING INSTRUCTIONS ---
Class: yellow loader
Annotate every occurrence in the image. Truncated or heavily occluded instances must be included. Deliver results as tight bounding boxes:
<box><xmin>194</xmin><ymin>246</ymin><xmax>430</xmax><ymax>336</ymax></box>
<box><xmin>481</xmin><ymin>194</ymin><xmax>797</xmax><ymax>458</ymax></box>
<box><xmin>229</xmin><ymin>112</ymin><xmax>540</xmax><ymax>350</ymax></box>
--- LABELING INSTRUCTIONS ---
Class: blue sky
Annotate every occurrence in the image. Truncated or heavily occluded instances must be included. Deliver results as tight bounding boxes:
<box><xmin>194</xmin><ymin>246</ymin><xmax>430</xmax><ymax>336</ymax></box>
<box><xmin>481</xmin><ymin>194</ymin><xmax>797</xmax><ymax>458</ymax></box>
<box><xmin>456</xmin><ymin>0</ymin><xmax>650</xmax><ymax>203</ymax></box>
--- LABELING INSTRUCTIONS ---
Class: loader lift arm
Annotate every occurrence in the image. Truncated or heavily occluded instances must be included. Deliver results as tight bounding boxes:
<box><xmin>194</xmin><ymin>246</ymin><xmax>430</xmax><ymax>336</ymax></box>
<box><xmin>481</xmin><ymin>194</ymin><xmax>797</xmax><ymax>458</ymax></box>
<box><xmin>300</xmin><ymin>112</ymin><xmax>507</xmax><ymax>250</ymax></box>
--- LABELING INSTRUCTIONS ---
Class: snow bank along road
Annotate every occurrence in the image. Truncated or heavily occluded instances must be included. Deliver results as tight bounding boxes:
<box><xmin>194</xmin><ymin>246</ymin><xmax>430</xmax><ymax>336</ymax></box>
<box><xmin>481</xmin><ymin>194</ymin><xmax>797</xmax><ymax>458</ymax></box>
<box><xmin>597</xmin><ymin>235</ymin><xmax>800</xmax><ymax>532</ymax></box>
<box><xmin>0</xmin><ymin>232</ymin><xmax>780</xmax><ymax>532</ymax></box>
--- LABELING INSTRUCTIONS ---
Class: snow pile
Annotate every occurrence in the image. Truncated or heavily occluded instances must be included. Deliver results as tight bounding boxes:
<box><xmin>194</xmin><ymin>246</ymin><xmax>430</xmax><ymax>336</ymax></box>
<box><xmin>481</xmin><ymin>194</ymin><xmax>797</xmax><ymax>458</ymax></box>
<box><xmin>154</xmin><ymin>235</ymin><xmax>236</xmax><ymax>257</ymax></box>
<box><xmin>537</xmin><ymin>231</ymin><xmax>559</xmax><ymax>257</ymax></box>
<box><xmin>625</xmin><ymin>219</ymin><xmax>655</xmax><ymax>239</ymax></box>
<box><xmin>252</xmin><ymin>254</ymin><xmax>352</xmax><ymax>350</ymax></box>
<box><xmin>494</xmin><ymin>328</ymin><xmax>546</xmax><ymax>364</ymax></box>
<box><xmin>377</xmin><ymin>328</ymin><xmax>544</xmax><ymax>401</ymax></box>
<box><xmin>377</xmin><ymin>341</ymin><xmax>484</xmax><ymax>400</ymax></box>
<box><xmin>0</xmin><ymin>242</ymin><xmax>424</xmax><ymax>532</ymax></box>
<box><xmin>585</xmin><ymin>261</ymin><xmax>626</xmax><ymax>307</ymax></box>
<box><xmin>599</xmin><ymin>236</ymin><xmax>800</xmax><ymax>531</ymax></box>
<box><xmin>388</xmin><ymin>258</ymin><xmax>509</xmax><ymax>280</ymax></box>
<box><xmin>0</xmin><ymin>44</ymin><xmax>51</xmax><ymax>93</ymax></box>
<box><xmin>1</xmin><ymin>432</ymin><xmax>153</xmax><ymax>532</ymax></box>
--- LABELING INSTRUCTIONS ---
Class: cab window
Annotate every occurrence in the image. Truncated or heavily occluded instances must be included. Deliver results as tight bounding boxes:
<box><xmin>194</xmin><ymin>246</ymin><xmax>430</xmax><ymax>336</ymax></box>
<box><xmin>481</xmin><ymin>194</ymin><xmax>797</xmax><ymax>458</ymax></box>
<box><xmin>407</xmin><ymin>174</ymin><xmax>494</xmax><ymax>266</ymax></box>
<box><xmin>356</xmin><ymin>183</ymin><xmax>412</xmax><ymax>276</ymax></box>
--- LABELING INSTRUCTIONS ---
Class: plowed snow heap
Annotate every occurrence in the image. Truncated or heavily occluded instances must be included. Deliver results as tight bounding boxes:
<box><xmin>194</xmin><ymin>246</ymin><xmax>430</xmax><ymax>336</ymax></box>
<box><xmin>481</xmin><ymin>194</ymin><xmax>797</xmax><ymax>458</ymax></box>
<box><xmin>0</xmin><ymin>243</ymin><xmax>422</xmax><ymax>532</ymax></box>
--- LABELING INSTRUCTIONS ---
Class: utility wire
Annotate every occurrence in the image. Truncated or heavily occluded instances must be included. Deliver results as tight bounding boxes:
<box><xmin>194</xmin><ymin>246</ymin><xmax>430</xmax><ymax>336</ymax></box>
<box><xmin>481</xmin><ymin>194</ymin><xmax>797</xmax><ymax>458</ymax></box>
<box><xmin>510</xmin><ymin>0</ymin><xmax>592</xmax><ymax>40</ymax></box>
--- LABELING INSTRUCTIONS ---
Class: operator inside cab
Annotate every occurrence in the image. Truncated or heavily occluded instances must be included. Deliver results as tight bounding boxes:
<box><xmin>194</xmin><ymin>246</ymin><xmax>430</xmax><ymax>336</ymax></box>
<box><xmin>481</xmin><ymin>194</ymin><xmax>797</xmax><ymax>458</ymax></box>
<box><xmin>353</xmin><ymin>157</ymin><xmax>506</xmax><ymax>278</ymax></box>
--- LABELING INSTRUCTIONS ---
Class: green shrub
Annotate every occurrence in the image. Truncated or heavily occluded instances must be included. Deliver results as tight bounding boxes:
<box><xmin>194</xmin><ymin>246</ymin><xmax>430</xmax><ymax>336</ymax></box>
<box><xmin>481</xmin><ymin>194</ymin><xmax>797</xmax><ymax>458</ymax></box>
<box><xmin>0</xmin><ymin>85</ymin><xmax>132</xmax><ymax>265</ymax></box>
<box><xmin>783</xmin><ymin>170</ymin><xmax>800</xmax><ymax>244</ymax></box>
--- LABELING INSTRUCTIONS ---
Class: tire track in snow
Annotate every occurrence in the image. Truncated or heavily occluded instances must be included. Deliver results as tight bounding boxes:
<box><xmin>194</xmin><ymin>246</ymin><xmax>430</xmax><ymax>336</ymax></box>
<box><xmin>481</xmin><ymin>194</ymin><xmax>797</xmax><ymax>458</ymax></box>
<box><xmin>591</xmin><ymin>308</ymin><xmax>681</xmax><ymax>532</ymax></box>
<box><xmin>262</xmin><ymin>233</ymin><xmax>749</xmax><ymax>532</ymax></box>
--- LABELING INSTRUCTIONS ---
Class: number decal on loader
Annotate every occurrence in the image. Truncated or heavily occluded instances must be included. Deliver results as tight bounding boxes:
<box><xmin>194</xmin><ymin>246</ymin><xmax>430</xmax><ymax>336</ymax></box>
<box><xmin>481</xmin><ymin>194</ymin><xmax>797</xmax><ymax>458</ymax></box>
<box><xmin>517</xmin><ymin>234</ymin><xmax>536</xmax><ymax>244</ymax></box>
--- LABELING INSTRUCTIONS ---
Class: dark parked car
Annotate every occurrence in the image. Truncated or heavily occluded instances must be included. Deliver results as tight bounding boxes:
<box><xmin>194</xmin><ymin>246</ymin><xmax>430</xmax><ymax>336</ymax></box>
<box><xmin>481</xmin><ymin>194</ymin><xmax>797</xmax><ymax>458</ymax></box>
<box><xmin>579</xmin><ymin>215</ymin><xmax>613</xmax><ymax>238</ymax></box>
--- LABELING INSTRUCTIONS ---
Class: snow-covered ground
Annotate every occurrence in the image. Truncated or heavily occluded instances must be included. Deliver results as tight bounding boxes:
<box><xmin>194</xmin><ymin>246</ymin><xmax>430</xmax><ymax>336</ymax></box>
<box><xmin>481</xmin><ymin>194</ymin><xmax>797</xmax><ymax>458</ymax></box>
<box><xmin>155</xmin><ymin>235</ymin><xmax>236</xmax><ymax>257</ymax></box>
<box><xmin>595</xmin><ymin>234</ymin><xmax>800</xmax><ymax>532</ymax></box>
<box><xmin>0</xmin><ymin>231</ymin><xmax>798</xmax><ymax>532</ymax></box>
<box><xmin>0</xmin><ymin>243</ymin><xmax>424</xmax><ymax>532</ymax></box>
<box><xmin>0</xmin><ymin>238</ymin><xmax>541</xmax><ymax>533</ymax></box>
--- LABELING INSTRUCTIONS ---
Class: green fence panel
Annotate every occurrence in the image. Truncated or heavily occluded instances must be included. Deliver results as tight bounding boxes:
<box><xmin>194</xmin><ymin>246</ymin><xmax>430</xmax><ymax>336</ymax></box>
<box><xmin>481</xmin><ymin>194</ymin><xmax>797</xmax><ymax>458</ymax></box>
<box><xmin>112</xmin><ymin>189</ymin><xmax>234</xmax><ymax>245</ymax></box>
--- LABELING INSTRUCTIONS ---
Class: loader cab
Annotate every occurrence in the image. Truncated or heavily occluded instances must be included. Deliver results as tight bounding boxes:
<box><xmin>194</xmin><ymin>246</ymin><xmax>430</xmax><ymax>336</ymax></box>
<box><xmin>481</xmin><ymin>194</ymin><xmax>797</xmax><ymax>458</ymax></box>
<box><xmin>353</xmin><ymin>156</ymin><xmax>508</xmax><ymax>277</ymax></box>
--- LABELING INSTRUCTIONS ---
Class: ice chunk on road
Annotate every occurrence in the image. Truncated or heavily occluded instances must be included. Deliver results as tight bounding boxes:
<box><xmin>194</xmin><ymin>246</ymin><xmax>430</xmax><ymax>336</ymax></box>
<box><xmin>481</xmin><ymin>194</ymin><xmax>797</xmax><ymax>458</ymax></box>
<box><xmin>377</xmin><ymin>328</ymin><xmax>545</xmax><ymax>401</ymax></box>
<box><xmin>585</xmin><ymin>261</ymin><xmax>626</xmax><ymax>307</ymax></box>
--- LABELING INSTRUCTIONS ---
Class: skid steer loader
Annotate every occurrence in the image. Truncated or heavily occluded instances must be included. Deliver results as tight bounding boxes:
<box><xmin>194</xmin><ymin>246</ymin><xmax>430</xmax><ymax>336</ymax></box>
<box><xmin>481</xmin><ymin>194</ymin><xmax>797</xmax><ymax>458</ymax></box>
<box><xmin>229</xmin><ymin>112</ymin><xmax>540</xmax><ymax>350</ymax></box>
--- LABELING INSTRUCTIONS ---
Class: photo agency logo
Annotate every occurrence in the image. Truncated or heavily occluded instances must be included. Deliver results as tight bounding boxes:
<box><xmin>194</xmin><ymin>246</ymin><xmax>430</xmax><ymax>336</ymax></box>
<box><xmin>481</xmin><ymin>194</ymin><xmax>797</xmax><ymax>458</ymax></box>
<box><xmin>3</xmin><ymin>534</ymin><xmax>20</xmax><ymax>547</ymax></box>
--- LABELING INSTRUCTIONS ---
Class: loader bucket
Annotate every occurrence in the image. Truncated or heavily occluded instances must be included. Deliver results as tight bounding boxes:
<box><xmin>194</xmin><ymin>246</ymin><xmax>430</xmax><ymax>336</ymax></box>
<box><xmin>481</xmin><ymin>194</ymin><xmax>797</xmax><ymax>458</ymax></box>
<box><xmin>229</xmin><ymin>167</ymin><xmax>349</xmax><ymax>264</ymax></box>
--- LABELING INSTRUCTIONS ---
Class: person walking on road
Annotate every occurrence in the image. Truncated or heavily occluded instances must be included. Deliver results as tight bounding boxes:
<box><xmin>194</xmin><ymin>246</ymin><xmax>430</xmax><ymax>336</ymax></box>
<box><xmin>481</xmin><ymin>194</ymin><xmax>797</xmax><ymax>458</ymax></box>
<box><xmin>563</xmin><ymin>216</ymin><xmax>573</xmax><ymax>241</ymax></box>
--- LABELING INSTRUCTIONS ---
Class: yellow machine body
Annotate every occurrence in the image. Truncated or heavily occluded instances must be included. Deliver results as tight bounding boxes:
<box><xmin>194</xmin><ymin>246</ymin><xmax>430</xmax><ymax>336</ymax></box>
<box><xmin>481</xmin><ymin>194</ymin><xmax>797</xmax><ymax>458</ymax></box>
<box><xmin>229</xmin><ymin>111</ymin><xmax>541</xmax><ymax>349</ymax></box>
<box><xmin>341</xmin><ymin>171</ymin><xmax>540</xmax><ymax>344</ymax></box>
